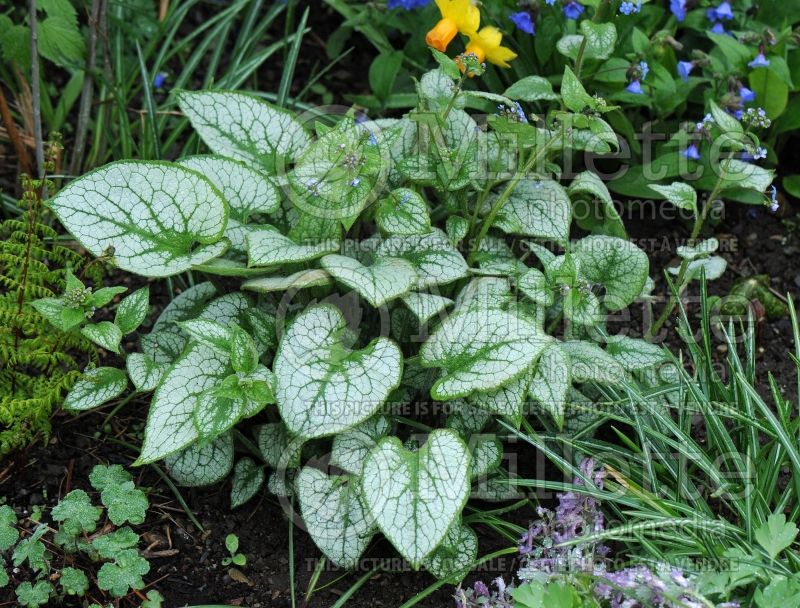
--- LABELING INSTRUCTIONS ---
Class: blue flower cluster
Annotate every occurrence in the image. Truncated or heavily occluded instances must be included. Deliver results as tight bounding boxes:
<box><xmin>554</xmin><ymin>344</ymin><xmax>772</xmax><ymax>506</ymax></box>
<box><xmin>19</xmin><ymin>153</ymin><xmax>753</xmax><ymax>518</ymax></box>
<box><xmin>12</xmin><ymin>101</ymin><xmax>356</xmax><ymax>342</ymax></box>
<box><xmin>707</xmin><ymin>0</ymin><xmax>733</xmax><ymax>34</ymax></box>
<box><xmin>386</xmin><ymin>0</ymin><xmax>430</xmax><ymax>9</ymax></box>
<box><xmin>626</xmin><ymin>61</ymin><xmax>649</xmax><ymax>95</ymax></box>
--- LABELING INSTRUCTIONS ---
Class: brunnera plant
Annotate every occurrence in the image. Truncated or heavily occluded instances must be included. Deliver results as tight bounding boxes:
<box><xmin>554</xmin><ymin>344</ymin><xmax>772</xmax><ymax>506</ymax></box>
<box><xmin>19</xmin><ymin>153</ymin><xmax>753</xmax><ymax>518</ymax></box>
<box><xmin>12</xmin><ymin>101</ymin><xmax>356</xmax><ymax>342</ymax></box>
<box><xmin>44</xmin><ymin>58</ymin><xmax>764</xmax><ymax>579</ymax></box>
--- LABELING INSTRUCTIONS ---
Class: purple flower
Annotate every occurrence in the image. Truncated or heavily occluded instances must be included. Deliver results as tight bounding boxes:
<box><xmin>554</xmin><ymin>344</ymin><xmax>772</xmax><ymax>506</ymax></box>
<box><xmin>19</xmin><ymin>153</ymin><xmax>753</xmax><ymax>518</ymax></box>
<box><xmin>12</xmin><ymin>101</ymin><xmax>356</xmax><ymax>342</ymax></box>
<box><xmin>472</xmin><ymin>581</ymin><xmax>490</xmax><ymax>598</ymax></box>
<box><xmin>683</xmin><ymin>143</ymin><xmax>701</xmax><ymax>160</ymax></box>
<box><xmin>563</xmin><ymin>1</ymin><xmax>584</xmax><ymax>19</ymax></box>
<box><xmin>707</xmin><ymin>0</ymin><xmax>734</xmax><ymax>20</ymax></box>
<box><xmin>749</xmin><ymin>52</ymin><xmax>770</xmax><ymax>68</ymax></box>
<box><xmin>677</xmin><ymin>60</ymin><xmax>694</xmax><ymax>81</ymax></box>
<box><xmin>386</xmin><ymin>0</ymin><xmax>430</xmax><ymax>9</ymax></box>
<box><xmin>626</xmin><ymin>79</ymin><xmax>643</xmax><ymax>94</ymax></box>
<box><xmin>510</xmin><ymin>11</ymin><xmax>535</xmax><ymax>35</ymax></box>
<box><xmin>670</xmin><ymin>0</ymin><xmax>687</xmax><ymax>21</ymax></box>
<box><xmin>739</xmin><ymin>85</ymin><xmax>756</xmax><ymax>102</ymax></box>
<box><xmin>153</xmin><ymin>72</ymin><xmax>167</xmax><ymax>89</ymax></box>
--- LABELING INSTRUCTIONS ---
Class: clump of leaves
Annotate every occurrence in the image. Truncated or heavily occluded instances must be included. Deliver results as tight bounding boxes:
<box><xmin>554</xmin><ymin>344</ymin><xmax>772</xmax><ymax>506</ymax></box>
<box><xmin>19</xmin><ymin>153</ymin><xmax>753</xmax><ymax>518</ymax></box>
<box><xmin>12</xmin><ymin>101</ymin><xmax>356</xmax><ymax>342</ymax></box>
<box><xmin>1</xmin><ymin>464</ymin><xmax>154</xmax><ymax>606</ymax></box>
<box><xmin>45</xmin><ymin>58</ymin><xmax>761</xmax><ymax>581</ymax></box>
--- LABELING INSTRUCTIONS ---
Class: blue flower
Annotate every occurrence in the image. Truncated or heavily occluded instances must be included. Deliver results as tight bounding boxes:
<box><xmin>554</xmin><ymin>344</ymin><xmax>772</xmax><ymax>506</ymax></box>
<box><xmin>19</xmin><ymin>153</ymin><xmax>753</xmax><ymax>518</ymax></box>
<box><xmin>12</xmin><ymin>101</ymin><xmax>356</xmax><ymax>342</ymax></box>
<box><xmin>153</xmin><ymin>72</ymin><xmax>167</xmax><ymax>89</ymax></box>
<box><xmin>739</xmin><ymin>85</ymin><xmax>756</xmax><ymax>103</ymax></box>
<box><xmin>510</xmin><ymin>11</ymin><xmax>535</xmax><ymax>35</ymax></box>
<box><xmin>350</xmin><ymin>177</ymin><xmax>362</xmax><ymax>187</ymax></box>
<box><xmin>682</xmin><ymin>144</ymin><xmax>701</xmax><ymax>160</ymax></box>
<box><xmin>710</xmin><ymin>22</ymin><xmax>727</xmax><ymax>34</ymax></box>
<box><xmin>769</xmin><ymin>185</ymin><xmax>779</xmax><ymax>212</ymax></box>
<box><xmin>670</xmin><ymin>0</ymin><xmax>687</xmax><ymax>21</ymax></box>
<box><xmin>626</xmin><ymin>79</ymin><xmax>643</xmax><ymax>94</ymax></box>
<box><xmin>749</xmin><ymin>52</ymin><xmax>770</xmax><ymax>68</ymax></box>
<box><xmin>545</xmin><ymin>0</ymin><xmax>557</xmax><ymax>5</ymax></box>
<box><xmin>639</xmin><ymin>61</ymin><xmax>649</xmax><ymax>79</ymax></box>
<box><xmin>754</xmin><ymin>146</ymin><xmax>767</xmax><ymax>159</ymax></box>
<box><xmin>386</xmin><ymin>0</ymin><xmax>430</xmax><ymax>9</ymax></box>
<box><xmin>677</xmin><ymin>60</ymin><xmax>694</xmax><ymax>82</ymax></box>
<box><xmin>619</xmin><ymin>0</ymin><xmax>641</xmax><ymax>15</ymax></box>
<box><xmin>707</xmin><ymin>1</ymin><xmax>733</xmax><ymax>20</ymax></box>
<box><xmin>733</xmin><ymin>109</ymin><xmax>743</xmax><ymax>119</ymax></box>
<box><xmin>563</xmin><ymin>1</ymin><xmax>584</xmax><ymax>19</ymax></box>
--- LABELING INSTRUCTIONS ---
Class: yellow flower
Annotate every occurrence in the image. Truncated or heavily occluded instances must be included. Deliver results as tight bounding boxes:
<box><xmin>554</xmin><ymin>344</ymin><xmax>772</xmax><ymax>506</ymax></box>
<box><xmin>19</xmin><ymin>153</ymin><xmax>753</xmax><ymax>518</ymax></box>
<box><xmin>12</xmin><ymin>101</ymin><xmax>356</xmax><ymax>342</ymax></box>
<box><xmin>464</xmin><ymin>26</ymin><xmax>517</xmax><ymax>68</ymax></box>
<box><xmin>425</xmin><ymin>0</ymin><xmax>480</xmax><ymax>52</ymax></box>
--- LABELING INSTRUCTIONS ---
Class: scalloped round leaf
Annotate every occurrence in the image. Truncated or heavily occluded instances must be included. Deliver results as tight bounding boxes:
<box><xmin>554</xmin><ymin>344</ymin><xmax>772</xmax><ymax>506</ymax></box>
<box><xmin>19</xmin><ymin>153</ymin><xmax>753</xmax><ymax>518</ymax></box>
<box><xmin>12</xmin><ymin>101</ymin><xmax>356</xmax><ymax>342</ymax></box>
<box><xmin>361</xmin><ymin>430</ymin><xmax>470</xmax><ymax>568</ymax></box>
<box><xmin>64</xmin><ymin>367</ymin><xmax>127</xmax><ymax>411</ymax></box>
<box><xmin>137</xmin><ymin>343</ymin><xmax>230</xmax><ymax>463</ymax></box>
<box><xmin>422</xmin><ymin>522</ymin><xmax>477</xmax><ymax>582</ymax></box>
<box><xmin>421</xmin><ymin>307</ymin><xmax>550</xmax><ymax>400</ymax></box>
<box><xmin>48</xmin><ymin>161</ymin><xmax>229</xmax><ymax>277</ymax></box>
<box><xmin>231</xmin><ymin>458</ymin><xmax>265</xmax><ymax>508</ymax></box>
<box><xmin>296</xmin><ymin>468</ymin><xmax>376</xmax><ymax>569</ymax></box>
<box><xmin>492</xmin><ymin>179</ymin><xmax>571</xmax><ymax>243</ymax></box>
<box><xmin>321</xmin><ymin>254</ymin><xmax>417</xmax><ymax>307</ymax></box>
<box><xmin>378</xmin><ymin>230</ymin><xmax>467</xmax><ymax>289</ymax></box>
<box><xmin>163</xmin><ymin>433</ymin><xmax>234</xmax><ymax>486</ymax></box>
<box><xmin>176</xmin><ymin>90</ymin><xmax>309</xmax><ymax>171</ymax></box>
<box><xmin>572</xmin><ymin>235</ymin><xmax>648</xmax><ymax>310</ymax></box>
<box><xmin>247</xmin><ymin>227</ymin><xmax>339</xmax><ymax>267</ymax></box>
<box><xmin>126</xmin><ymin>353</ymin><xmax>166</xmax><ymax>393</ymax></box>
<box><xmin>375</xmin><ymin>188</ymin><xmax>431</xmax><ymax>236</ymax></box>
<box><xmin>528</xmin><ymin>343</ymin><xmax>570</xmax><ymax>429</ymax></box>
<box><xmin>274</xmin><ymin>305</ymin><xmax>403</xmax><ymax>439</ymax></box>
<box><xmin>177</xmin><ymin>155</ymin><xmax>279</xmax><ymax>221</ymax></box>
<box><xmin>331</xmin><ymin>416</ymin><xmax>391</xmax><ymax>476</ymax></box>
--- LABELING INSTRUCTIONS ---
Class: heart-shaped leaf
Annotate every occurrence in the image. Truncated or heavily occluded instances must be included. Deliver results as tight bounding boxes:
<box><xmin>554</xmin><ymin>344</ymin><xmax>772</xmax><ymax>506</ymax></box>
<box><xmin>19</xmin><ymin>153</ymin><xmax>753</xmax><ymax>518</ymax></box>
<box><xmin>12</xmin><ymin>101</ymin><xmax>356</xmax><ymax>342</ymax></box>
<box><xmin>230</xmin><ymin>458</ymin><xmax>265</xmax><ymax>508</ymax></box>
<box><xmin>137</xmin><ymin>343</ymin><xmax>230</xmax><ymax>463</ymax></box>
<box><xmin>64</xmin><ymin>367</ymin><xmax>128</xmax><ymax>411</ymax></box>
<box><xmin>492</xmin><ymin>179</ymin><xmax>572</xmax><ymax>244</ymax></box>
<box><xmin>378</xmin><ymin>230</ymin><xmax>468</xmax><ymax>289</ymax></box>
<box><xmin>296</xmin><ymin>468</ymin><xmax>376</xmax><ymax>569</ymax></box>
<box><xmin>361</xmin><ymin>429</ymin><xmax>470</xmax><ymax>567</ymax></box>
<box><xmin>126</xmin><ymin>353</ymin><xmax>166</xmax><ymax>393</ymax></box>
<box><xmin>48</xmin><ymin>161</ymin><xmax>229</xmax><ymax>277</ymax></box>
<box><xmin>163</xmin><ymin>432</ymin><xmax>234</xmax><ymax>486</ymax></box>
<box><xmin>321</xmin><ymin>254</ymin><xmax>417</xmax><ymax>307</ymax></box>
<box><xmin>247</xmin><ymin>227</ymin><xmax>339</xmax><ymax>267</ymax></box>
<box><xmin>422</xmin><ymin>522</ymin><xmax>477</xmax><ymax>582</ymax></box>
<box><xmin>421</xmin><ymin>306</ymin><xmax>550</xmax><ymax>400</ymax></box>
<box><xmin>274</xmin><ymin>305</ymin><xmax>403</xmax><ymax>439</ymax></box>
<box><xmin>176</xmin><ymin>90</ymin><xmax>309</xmax><ymax>171</ymax></box>
<box><xmin>375</xmin><ymin>188</ymin><xmax>431</xmax><ymax>236</ymax></box>
<box><xmin>573</xmin><ymin>235</ymin><xmax>649</xmax><ymax>310</ymax></box>
<box><xmin>331</xmin><ymin>416</ymin><xmax>392</xmax><ymax>476</ymax></box>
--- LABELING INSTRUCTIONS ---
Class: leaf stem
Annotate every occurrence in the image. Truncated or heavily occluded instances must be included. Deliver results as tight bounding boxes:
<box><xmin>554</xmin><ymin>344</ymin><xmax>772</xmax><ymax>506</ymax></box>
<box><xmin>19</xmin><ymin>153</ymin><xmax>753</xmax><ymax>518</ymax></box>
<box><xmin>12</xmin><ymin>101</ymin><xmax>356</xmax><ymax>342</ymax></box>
<box><xmin>647</xmin><ymin>156</ymin><xmax>732</xmax><ymax>338</ymax></box>
<box><xmin>467</xmin><ymin>126</ymin><xmax>564</xmax><ymax>265</ymax></box>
